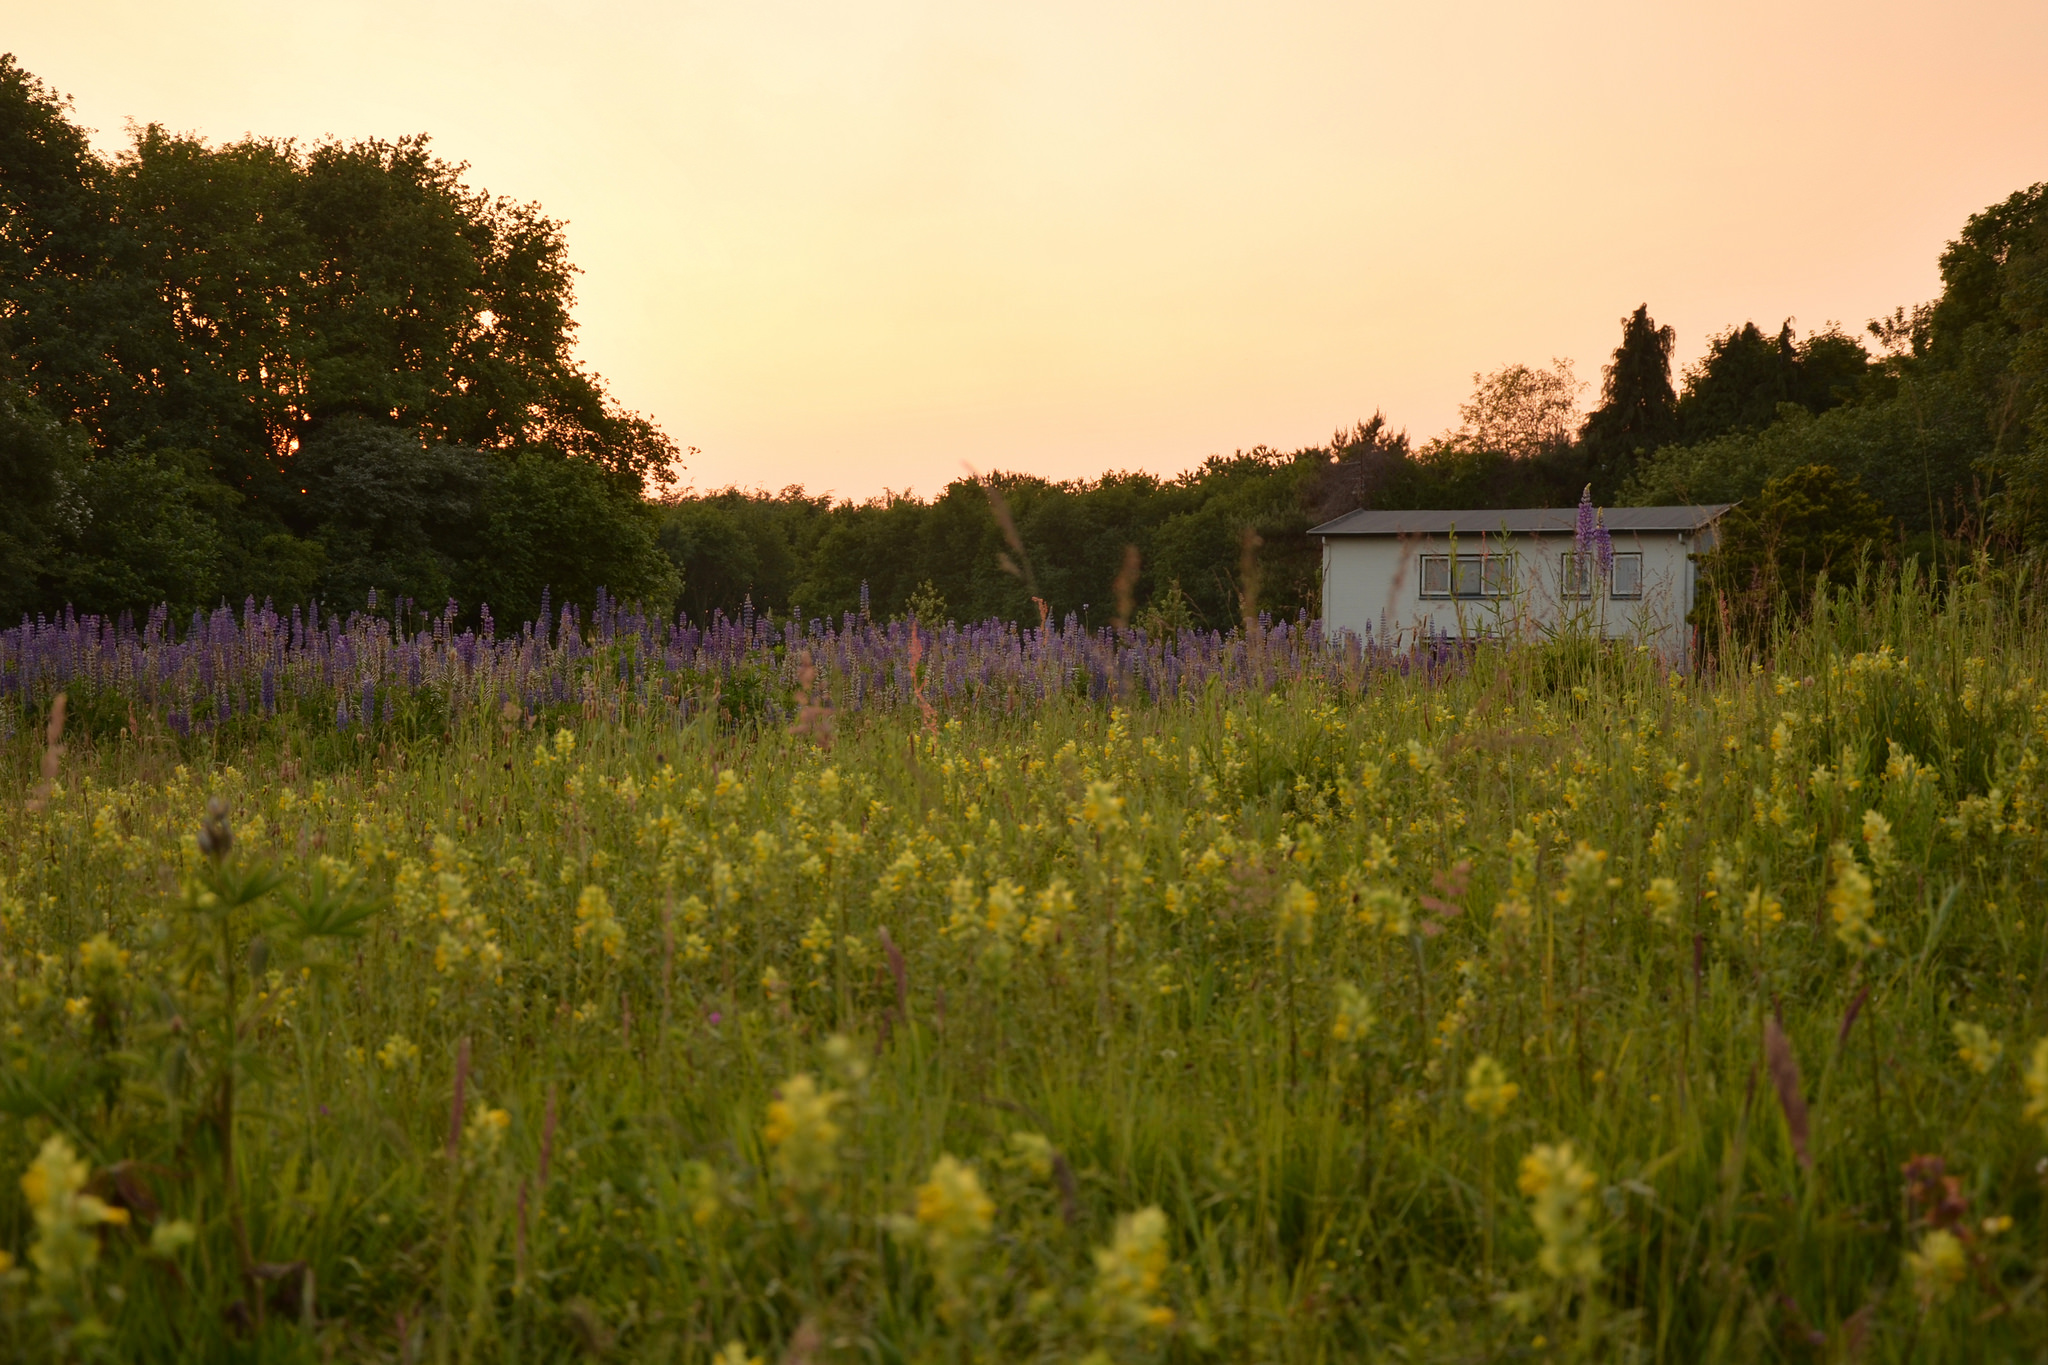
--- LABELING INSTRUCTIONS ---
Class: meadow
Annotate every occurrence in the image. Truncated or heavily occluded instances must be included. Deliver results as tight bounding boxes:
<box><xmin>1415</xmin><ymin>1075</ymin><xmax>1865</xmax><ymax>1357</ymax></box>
<box><xmin>1</xmin><ymin>568</ymin><xmax>2046</xmax><ymax>1362</ymax></box>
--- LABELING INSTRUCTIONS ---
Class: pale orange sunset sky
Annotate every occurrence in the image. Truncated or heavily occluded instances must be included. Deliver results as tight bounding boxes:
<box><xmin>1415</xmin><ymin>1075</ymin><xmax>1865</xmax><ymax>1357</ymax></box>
<box><xmin>9</xmin><ymin>1</ymin><xmax>2047</xmax><ymax>500</ymax></box>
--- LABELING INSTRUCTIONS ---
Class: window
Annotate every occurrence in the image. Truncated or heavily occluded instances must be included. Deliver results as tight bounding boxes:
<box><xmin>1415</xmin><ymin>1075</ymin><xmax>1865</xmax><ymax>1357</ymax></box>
<box><xmin>1560</xmin><ymin>551</ymin><xmax>1595</xmax><ymax>599</ymax></box>
<box><xmin>1562</xmin><ymin>550</ymin><xmax>1644</xmax><ymax>599</ymax></box>
<box><xmin>1420</xmin><ymin>553</ymin><xmax>1515</xmax><ymax>599</ymax></box>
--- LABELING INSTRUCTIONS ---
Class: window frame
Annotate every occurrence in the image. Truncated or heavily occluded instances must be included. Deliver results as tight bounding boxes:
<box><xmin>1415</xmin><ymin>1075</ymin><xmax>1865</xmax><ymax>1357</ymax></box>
<box><xmin>1418</xmin><ymin>551</ymin><xmax>1517</xmax><ymax>600</ymax></box>
<box><xmin>1609</xmin><ymin>551</ymin><xmax>1643</xmax><ymax>600</ymax></box>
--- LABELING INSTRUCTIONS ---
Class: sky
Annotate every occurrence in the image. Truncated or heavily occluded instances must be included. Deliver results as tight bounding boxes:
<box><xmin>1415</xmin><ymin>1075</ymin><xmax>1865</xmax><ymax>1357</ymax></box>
<box><xmin>9</xmin><ymin>1</ymin><xmax>2048</xmax><ymax>500</ymax></box>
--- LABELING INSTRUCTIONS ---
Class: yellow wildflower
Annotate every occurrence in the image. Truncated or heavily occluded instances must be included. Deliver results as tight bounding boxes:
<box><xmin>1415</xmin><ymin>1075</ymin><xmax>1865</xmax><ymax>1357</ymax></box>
<box><xmin>915</xmin><ymin>1154</ymin><xmax>995</xmax><ymax>1258</ymax></box>
<box><xmin>1826</xmin><ymin>842</ymin><xmax>1881</xmax><ymax>957</ymax></box>
<box><xmin>1904</xmin><ymin>1228</ymin><xmax>1967</xmax><ymax>1306</ymax></box>
<box><xmin>762</xmin><ymin>1073</ymin><xmax>843</xmax><ymax>1193</ymax></box>
<box><xmin>376</xmin><ymin>1034</ymin><xmax>421</xmax><ymax>1071</ymax></box>
<box><xmin>77</xmin><ymin>932</ymin><xmax>129</xmax><ymax>985</ymax></box>
<box><xmin>1741</xmin><ymin>886</ymin><xmax>1784</xmax><ymax>937</ymax></box>
<box><xmin>1275</xmin><ymin>880</ymin><xmax>1317</xmax><ymax>949</ymax></box>
<box><xmin>2024</xmin><ymin>1038</ymin><xmax>2048</xmax><ymax>1134</ymax></box>
<box><xmin>1555</xmin><ymin>841</ymin><xmax>1609</xmax><ymax>907</ymax></box>
<box><xmin>147</xmin><ymin>1220</ymin><xmax>196</xmax><ymax>1256</ymax></box>
<box><xmin>1463</xmin><ymin>1054</ymin><xmax>1519</xmax><ymax>1120</ymax></box>
<box><xmin>574</xmin><ymin>884</ymin><xmax>625</xmax><ymax>958</ymax></box>
<box><xmin>1024</xmin><ymin>877</ymin><xmax>1075</xmax><ymax>948</ymax></box>
<box><xmin>1093</xmin><ymin>1206</ymin><xmax>1173</xmax><ymax>1330</ymax></box>
<box><xmin>21</xmin><ymin>1134</ymin><xmax>127</xmax><ymax>1299</ymax></box>
<box><xmin>1861</xmin><ymin>809</ymin><xmax>1896</xmax><ymax>880</ymax></box>
<box><xmin>1953</xmin><ymin>1021</ymin><xmax>2002</xmax><ymax>1076</ymax></box>
<box><xmin>679</xmin><ymin>1160</ymin><xmax>724</xmax><ymax>1228</ymax></box>
<box><xmin>1330</xmin><ymin>982</ymin><xmax>1374</xmax><ymax>1046</ymax></box>
<box><xmin>1643</xmin><ymin>877</ymin><xmax>1682</xmax><ymax>927</ymax></box>
<box><xmin>1518</xmin><ymin>1142</ymin><xmax>1601</xmax><ymax>1283</ymax></box>
<box><xmin>799</xmin><ymin>915</ymin><xmax>834</xmax><ymax>967</ymax></box>
<box><xmin>1009</xmin><ymin>1132</ymin><xmax>1055</xmax><ymax>1179</ymax></box>
<box><xmin>1354</xmin><ymin>883</ymin><xmax>1412</xmax><ymax>936</ymax></box>
<box><xmin>1081</xmin><ymin>780</ymin><xmax>1125</xmax><ymax>832</ymax></box>
<box><xmin>713</xmin><ymin>1342</ymin><xmax>763</xmax><ymax>1365</ymax></box>
<box><xmin>465</xmin><ymin>1101</ymin><xmax>511</xmax><ymax>1156</ymax></box>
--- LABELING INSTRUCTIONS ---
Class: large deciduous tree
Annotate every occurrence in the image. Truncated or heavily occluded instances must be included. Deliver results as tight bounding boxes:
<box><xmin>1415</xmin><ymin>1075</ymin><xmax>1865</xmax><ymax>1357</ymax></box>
<box><xmin>0</xmin><ymin>54</ymin><xmax>678</xmax><ymax>619</ymax></box>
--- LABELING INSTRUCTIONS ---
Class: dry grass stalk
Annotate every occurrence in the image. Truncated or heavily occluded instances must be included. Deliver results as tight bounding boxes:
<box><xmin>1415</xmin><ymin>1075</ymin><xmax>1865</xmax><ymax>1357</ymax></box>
<box><xmin>788</xmin><ymin>652</ymin><xmax>836</xmax><ymax>749</ymax></box>
<box><xmin>1764</xmin><ymin>1015</ymin><xmax>1812</xmax><ymax>1169</ymax></box>
<box><xmin>1112</xmin><ymin>544</ymin><xmax>1140</xmax><ymax>628</ymax></box>
<box><xmin>26</xmin><ymin>691</ymin><xmax>66</xmax><ymax>813</ymax></box>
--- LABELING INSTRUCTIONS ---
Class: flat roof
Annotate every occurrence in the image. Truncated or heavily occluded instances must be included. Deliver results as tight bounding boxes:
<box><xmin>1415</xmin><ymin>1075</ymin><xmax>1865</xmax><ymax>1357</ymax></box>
<box><xmin>1309</xmin><ymin>505</ymin><xmax>1733</xmax><ymax>537</ymax></box>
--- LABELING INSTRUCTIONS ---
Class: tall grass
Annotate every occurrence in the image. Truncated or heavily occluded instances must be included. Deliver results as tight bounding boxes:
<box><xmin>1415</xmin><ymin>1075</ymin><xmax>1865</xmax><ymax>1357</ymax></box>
<box><xmin>0</xmin><ymin>564</ymin><xmax>2043</xmax><ymax>1361</ymax></box>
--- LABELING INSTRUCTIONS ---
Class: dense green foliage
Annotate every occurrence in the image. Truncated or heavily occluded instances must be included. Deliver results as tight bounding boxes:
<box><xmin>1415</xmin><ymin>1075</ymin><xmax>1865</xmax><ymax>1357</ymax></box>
<box><xmin>1694</xmin><ymin>465</ymin><xmax>1893</xmax><ymax>641</ymax></box>
<box><xmin>2</xmin><ymin>573</ymin><xmax>2048</xmax><ymax>1360</ymax></box>
<box><xmin>0</xmin><ymin>56</ymin><xmax>674</xmax><ymax>623</ymax></box>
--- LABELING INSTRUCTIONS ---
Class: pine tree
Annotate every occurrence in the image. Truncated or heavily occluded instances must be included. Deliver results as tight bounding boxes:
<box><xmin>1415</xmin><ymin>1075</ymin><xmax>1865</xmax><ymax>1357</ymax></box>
<box><xmin>1579</xmin><ymin>304</ymin><xmax>1677</xmax><ymax>498</ymax></box>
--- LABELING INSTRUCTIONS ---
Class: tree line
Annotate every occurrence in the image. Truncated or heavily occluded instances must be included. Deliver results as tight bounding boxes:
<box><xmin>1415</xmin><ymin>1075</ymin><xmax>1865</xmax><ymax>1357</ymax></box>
<box><xmin>4</xmin><ymin>53</ymin><xmax>2044</xmax><ymax>633</ymax></box>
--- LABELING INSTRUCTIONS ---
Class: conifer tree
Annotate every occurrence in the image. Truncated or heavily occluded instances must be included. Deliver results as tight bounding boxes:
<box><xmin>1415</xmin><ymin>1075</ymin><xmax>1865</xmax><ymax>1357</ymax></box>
<box><xmin>1580</xmin><ymin>304</ymin><xmax>1677</xmax><ymax>498</ymax></box>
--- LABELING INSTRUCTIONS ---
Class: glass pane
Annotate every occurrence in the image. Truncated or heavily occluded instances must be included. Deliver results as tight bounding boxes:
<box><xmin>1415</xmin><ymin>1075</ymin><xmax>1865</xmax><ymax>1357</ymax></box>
<box><xmin>1611</xmin><ymin>553</ymin><xmax>1642</xmax><ymax>598</ymax></box>
<box><xmin>1561</xmin><ymin>551</ymin><xmax>1590</xmax><ymax>598</ymax></box>
<box><xmin>1483</xmin><ymin>553</ymin><xmax>1514</xmax><ymax>596</ymax></box>
<box><xmin>1421</xmin><ymin>556</ymin><xmax>1449</xmax><ymax>596</ymax></box>
<box><xmin>1451</xmin><ymin>556</ymin><xmax>1481</xmax><ymax>597</ymax></box>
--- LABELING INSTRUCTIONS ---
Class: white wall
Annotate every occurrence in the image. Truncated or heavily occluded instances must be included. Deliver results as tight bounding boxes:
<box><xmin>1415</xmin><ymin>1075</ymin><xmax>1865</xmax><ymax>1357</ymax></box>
<box><xmin>1320</xmin><ymin>530</ymin><xmax>1704</xmax><ymax>664</ymax></box>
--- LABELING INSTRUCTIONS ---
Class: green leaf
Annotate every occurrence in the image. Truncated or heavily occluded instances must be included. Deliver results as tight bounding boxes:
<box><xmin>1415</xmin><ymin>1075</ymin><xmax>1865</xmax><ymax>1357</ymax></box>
<box><xmin>279</xmin><ymin>867</ymin><xmax>383</xmax><ymax>941</ymax></box>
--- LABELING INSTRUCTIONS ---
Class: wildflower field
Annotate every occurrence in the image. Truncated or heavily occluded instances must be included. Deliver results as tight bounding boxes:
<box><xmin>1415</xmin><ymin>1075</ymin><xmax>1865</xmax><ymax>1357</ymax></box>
<box><xmin>2</xmin><ymin>568</ymin><xmax>2047</xmax><ymax>1362</ymax></box>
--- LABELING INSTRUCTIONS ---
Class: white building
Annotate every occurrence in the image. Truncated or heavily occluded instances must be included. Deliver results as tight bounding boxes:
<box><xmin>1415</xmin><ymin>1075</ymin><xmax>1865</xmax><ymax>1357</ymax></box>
<box><xmin>1311</xmin><ymin>505</ymin><xmax>1733</xmax><ymax>664</ymax></box>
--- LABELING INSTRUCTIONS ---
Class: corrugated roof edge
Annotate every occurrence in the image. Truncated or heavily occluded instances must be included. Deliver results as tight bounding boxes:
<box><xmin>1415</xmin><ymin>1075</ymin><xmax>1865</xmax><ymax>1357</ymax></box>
<box><xmin>1308</xmin><ymin>504</ymin><xmax>1735</xmax><ymax>536</ymax></box>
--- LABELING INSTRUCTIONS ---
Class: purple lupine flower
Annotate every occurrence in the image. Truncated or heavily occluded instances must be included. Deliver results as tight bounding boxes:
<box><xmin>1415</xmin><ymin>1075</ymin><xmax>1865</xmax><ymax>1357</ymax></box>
<box><xmin>1594</xmin><ymin>511</ymin><xmax>1614</xmax><ymax>576</ymax></box>
<box><xmin>1575</xmin><ymin>484</ymin><xmax>1596</xmax><ymax>552</ymax></box>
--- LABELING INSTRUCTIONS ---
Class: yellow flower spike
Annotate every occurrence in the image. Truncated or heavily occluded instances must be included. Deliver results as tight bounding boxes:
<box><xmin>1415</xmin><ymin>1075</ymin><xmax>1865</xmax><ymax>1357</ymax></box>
<box><xmin>1463</xmin><ymin>1055</ymin><xmax>1519</xmax><ymax>1120</ymax></box>
<box><xmin>2024</xmin><ymin>1038</ymin><xmax>2048</xmax><ymax>1134</ymax></box>
<box><xmin>713</xmin><ymin>1341</ymin><xmax>763</xmax><ymax>1365</ymax></box>
<box><xmin>762</xmin><ymin>1073</ymin><xmax>843</xmax><ymax>1194</ymax></box>
<box><xmin>1904</xmin><ymin>1228</ymin><xmax>1967</xmax><ymax>1306</ymax></box>
<box><xmin>1643</xmin><ymin>877</ymin><xmax>1682</xmax><ymax>927</ymax></box>
<box><xmin>77</xmin><ymin>932</ymin><xmax>129</xmax><ymax>984</ymax></box>
<box><xmin>1009</xmin><ymin>1132</ymin><xmax>1055</xmax><ymax>1179</ymax></box>
<box><xmin>148</xmin><ymin>1220</ymin><xmax>197</xmax><ymax>1256</ymax></box>
<box><xmin>1953</xmin><ymin>1021</ymin><xmax>2002</xmax><ymax>1076</ymax></box>
<box><xmin>464</xmin><ymin>1101</ymin><xmax>511</xmax><ymax>1157</ymax></box>
<box><xmin>21</xmin><ymin>1134</ymin><xmax>124</xmax><ymax>1297</ymax></box>
<box><xmin>573</xmin><ymin>884</ymin><xmax>625</xmax><ymax>959</ymax></box>
<box><xmin>914</xmin><ymin>1154</ymin><xmax>994</xmax><ymax>1258</ymax></box>
<box><xmin>1330</xmin><ymin>982</ymin><xmax>1374</xmax><ymax>1046</ymax></box>
<box><xmin>1080</xmin><ymin>779</ymin><xmax>1125</xmax><ymax>832</ymax></box>
<box><xmin>376</xmin><ymin>1034</ymin><xmax>421</xmax><ymax>1071</ymax></box>
<box><xmin>1517</xmin><ymin>1142</ymin><xmax>1601</xmax><ymax>1284</ymax></box>
<box><xmin>1860</xmin><ymin>809</ymin><xmax>1897</xmax><ymax>880</ymax></box>
<box><xmin>1275</xmin><ymin>880</ymin><xmax>1318</xmax><ymax>950</ymax></box>
<box><xmin>1092</xmin><ymin>1206</ymin><xmax>1173</xmax><ymax>1331</ymax></box>
<box><xmin>1826</xmin><ymin>842</ymin><xmax>1881</xmax><ymax>957</ymax></box>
